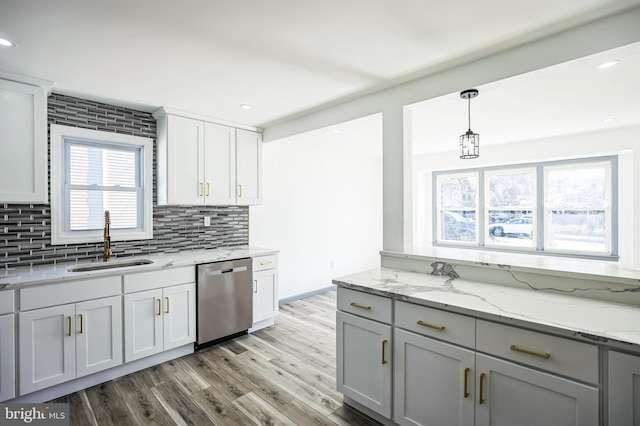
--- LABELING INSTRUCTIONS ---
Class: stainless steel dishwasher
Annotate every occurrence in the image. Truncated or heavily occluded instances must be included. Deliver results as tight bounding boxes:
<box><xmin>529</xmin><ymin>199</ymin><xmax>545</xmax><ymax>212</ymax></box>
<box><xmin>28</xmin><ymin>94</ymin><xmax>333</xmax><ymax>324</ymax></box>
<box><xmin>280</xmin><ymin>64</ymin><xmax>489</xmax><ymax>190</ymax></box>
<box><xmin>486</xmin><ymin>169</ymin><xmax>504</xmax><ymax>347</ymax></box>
<box><xmin>195</xmin><ymin>258</ymin><xmax>253</xmax><ymax>349</ymax></box>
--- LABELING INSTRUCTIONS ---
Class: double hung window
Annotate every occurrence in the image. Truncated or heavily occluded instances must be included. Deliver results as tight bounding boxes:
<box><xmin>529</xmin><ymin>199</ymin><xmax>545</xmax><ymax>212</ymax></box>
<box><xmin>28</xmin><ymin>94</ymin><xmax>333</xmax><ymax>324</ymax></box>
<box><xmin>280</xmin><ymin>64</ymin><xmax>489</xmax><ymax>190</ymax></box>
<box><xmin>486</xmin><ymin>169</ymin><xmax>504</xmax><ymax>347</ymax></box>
<box><xmin>51</xmin><ymin>125</ymin><xmax>153</xmax><ymax>245</ymax></box>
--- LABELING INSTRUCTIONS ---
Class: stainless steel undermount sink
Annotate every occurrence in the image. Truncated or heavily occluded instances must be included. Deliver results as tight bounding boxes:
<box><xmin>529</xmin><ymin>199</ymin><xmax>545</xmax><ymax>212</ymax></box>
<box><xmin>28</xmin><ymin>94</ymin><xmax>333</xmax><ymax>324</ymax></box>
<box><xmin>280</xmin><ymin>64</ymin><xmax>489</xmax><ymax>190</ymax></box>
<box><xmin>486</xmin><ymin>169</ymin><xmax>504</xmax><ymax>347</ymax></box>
<box><xmin>67</xmin><ymin>259</ymin><xmax>154</xmax><ymax>272</ymax></box>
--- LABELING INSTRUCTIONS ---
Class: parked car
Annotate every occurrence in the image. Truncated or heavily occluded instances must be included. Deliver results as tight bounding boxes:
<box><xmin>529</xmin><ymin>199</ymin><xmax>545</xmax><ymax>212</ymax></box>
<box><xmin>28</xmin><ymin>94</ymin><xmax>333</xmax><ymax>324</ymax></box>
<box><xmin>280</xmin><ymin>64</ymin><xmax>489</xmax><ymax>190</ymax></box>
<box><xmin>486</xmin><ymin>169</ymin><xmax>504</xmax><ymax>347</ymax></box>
<box><xmin>489</xmin><ymin>217</ymin><xmax>533</xmax><ymax>238</ymax></box>
<box><xmin>441</xmin><ymin>211</ymin><xmax>476</xmax><ymax>241</ymax></box>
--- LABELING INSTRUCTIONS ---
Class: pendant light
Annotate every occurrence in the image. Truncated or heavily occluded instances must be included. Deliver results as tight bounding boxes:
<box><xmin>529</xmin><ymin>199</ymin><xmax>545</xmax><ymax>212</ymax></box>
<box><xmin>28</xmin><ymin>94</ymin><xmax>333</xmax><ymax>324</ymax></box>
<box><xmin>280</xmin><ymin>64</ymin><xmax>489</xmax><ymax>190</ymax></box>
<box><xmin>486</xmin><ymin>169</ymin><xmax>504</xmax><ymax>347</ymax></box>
<box><xmin>459</xmin><ymin>89</ymin><xmax>479</xmax><ymax>159</ymax></box>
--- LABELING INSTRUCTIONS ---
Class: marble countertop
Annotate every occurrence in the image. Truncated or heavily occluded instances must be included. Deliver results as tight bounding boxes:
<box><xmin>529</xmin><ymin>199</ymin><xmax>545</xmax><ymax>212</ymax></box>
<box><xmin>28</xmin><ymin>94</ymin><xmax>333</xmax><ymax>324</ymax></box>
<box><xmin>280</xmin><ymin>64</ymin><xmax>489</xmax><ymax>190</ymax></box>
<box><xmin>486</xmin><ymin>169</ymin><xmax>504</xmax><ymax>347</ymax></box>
<box><xmin>333</xmin><ymin>267</ymin><xmax>640</xmax><ymax>347</ymax></box>
<box><xmin>0</xmin><ymin>246</ymin><xmax>278</xmax><ymax>289</ymax></box>
<box><xmin>382</xmin><ymin>248</ymin><xmax>640</xmax><ymax>286</ymax></box>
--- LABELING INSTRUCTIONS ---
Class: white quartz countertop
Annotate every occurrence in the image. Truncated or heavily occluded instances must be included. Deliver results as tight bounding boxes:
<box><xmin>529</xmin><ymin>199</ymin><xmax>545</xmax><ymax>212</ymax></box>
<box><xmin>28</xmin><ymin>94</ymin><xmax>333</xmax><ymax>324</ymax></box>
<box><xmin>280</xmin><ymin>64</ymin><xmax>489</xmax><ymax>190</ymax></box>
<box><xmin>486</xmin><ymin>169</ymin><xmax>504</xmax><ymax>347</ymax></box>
<box><xmin>333</xmin><ymin>268</ymin><xmax>640</xmax><ymax>347</ymax></box>
<box><xmin>382</xmin><ymin>248</ymin><xmax>640</xmax><ymax>286</ymax></box>
<box><xmin>0</xmin><ymin>246</ymin><xmax>278</xmax><ymax>289</ymax></box>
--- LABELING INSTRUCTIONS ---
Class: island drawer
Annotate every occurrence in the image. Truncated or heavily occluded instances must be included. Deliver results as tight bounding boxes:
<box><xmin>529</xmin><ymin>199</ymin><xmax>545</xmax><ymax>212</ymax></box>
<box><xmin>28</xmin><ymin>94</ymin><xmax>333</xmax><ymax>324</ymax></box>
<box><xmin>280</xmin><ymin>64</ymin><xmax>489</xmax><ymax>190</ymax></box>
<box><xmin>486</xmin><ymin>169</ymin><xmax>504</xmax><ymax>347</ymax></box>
<box><xmin>476</xmin><ymin>320</ymin><xmax>598</xmax><ymax>384</ymax></box>
<box><xmin>395</xmin><ymin>301</ymin><xmax>475</xmax><ymax>348</ymax></box>
<box><xmin>0</xmin><ymin>290</ymin><xmax>14</xmax><ymax>314</ymax></box>
<box><xmin>337</xmin><ymin>287</ymin><xmax>392</xmax><ymax>324</ymax></box>
<box><xmin>253</xmin><ymin>255</ymin><xmax>277</xmax><ymax>272</ymax></box>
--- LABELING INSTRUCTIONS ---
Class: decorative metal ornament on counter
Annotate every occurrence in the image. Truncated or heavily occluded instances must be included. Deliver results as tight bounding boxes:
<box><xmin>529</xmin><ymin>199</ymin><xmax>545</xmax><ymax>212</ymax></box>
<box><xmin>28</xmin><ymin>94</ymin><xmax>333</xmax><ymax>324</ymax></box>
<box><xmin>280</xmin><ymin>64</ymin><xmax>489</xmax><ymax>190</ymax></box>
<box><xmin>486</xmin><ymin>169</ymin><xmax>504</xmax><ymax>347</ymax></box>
<box><xmin>459</xmin><ymin>89</ymin><xmax>480</xmax><ymax>159</ymax></box>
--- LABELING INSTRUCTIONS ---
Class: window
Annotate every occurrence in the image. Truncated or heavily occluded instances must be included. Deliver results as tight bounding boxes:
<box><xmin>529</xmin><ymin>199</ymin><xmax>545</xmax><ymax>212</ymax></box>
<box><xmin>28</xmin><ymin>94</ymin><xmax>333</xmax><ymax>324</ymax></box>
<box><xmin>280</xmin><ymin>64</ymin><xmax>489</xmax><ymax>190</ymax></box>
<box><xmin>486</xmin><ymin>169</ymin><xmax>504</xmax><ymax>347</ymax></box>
<box><xmin>433</xmin><ymin>157</ymin><xmax>616</xmax><ymax>259</ymax></box>
<box><xmin>51</xmin><ymin>125</ymin><xmax>153</xmax><ymax>244</ymax></box>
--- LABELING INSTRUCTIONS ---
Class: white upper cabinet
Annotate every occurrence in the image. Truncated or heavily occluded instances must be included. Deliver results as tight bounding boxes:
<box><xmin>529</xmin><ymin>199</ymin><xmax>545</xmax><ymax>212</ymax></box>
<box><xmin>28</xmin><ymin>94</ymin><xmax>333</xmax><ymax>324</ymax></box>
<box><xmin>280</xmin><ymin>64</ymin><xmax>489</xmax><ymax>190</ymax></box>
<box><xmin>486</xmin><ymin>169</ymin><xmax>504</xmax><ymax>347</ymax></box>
<box><xmin>0</xmin><ymin>79</ymin><xmax>48</xmax><ymax>203</ymax></box>
<box><xmin>154</xmin><ymin>108</ymin><xmax>262</xmax><ymax>206</ymax></box>
<box><xmin>236</xmin><ymin>128</ymin><xmax>262</xmax><ymax>205</ymax></box>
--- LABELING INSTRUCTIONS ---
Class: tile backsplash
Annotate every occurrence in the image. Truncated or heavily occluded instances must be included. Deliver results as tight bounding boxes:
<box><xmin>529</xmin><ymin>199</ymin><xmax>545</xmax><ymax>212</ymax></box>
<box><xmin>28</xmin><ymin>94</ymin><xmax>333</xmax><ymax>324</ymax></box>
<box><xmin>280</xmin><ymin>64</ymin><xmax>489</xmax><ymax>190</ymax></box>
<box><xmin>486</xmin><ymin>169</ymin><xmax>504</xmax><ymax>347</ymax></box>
<box><xmin>1</xmin><ymin>94</ymin><xmax>249</xmax><ymax>269</ymax></box>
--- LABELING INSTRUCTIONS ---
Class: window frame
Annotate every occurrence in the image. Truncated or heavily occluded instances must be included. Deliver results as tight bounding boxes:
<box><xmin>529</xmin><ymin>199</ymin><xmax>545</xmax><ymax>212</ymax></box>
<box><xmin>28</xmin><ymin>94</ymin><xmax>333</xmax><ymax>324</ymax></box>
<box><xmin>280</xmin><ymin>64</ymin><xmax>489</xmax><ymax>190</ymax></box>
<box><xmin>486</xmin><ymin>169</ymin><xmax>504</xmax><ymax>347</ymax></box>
<box><xmin>50</xmin><ymin>124</ymin><xmax>153</xmax><ymax>245</ymax></box>
<box><xmin>432</xmin><ymin>156</ymin><xmax>618</xmax><ymax>260</ymax></box>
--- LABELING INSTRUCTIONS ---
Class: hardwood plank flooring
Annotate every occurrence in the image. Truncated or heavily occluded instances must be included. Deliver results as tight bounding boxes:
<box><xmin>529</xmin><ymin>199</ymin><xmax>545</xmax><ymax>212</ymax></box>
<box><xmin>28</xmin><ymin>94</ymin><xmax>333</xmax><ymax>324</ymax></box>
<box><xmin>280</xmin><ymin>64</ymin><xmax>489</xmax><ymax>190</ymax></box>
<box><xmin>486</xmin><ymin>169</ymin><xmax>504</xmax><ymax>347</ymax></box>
<box><xmin>50</xmin><ymin>290</ymin><xmax>381</xmax><ymax>425</ymax></box>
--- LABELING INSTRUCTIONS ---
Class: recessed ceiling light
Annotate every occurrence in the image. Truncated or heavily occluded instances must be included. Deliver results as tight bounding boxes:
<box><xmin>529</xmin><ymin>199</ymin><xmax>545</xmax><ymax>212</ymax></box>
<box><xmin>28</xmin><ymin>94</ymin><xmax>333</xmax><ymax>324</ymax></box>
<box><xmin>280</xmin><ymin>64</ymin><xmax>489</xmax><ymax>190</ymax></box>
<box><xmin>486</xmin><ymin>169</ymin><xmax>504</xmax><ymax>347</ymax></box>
<box><xmin>597</xmin><ymin>60</ymin><xmax>620</xmax><ymax>69</ymax></box>
<box><xmin>0</xmin><ymin>37</ymin><xmax>16</xmax><ymax>47</ymax></box>
<box><xmin>239</xmin><ymin>104</ymin><xmax>252</xmax><ymax>110</ymax></box>
<box><xmin>602</xmin><ymin>117</ymin><xmax>616</xmax><ymax>123</ymax></box>
<box><xmin>333</xmin><ymin>129</ymin><xmax>341</xmax><ymax>133</ymax></box>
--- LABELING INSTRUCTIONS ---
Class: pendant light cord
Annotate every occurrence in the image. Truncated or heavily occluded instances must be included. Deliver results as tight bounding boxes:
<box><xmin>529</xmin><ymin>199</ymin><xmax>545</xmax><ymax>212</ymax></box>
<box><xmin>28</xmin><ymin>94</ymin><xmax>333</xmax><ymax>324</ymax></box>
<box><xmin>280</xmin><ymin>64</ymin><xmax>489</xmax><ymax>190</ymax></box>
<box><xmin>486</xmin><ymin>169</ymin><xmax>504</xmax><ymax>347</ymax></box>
<box><xmin>467</xmin><ymin>97</ymin><xmax>471</xmax><ymax>131</ymax></box>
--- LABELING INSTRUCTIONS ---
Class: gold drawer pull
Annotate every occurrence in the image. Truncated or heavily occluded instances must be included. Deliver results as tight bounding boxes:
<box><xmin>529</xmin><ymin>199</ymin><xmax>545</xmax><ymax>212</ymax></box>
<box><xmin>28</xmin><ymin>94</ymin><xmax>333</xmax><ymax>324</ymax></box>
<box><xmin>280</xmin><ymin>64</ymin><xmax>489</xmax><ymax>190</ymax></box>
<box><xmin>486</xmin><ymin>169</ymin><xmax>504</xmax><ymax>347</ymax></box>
<box><xmin>165</xmin><ymin>297</ymin><xmax>170</xmax><ymax>314</ymax></box>
<box><xmin>260</xmin><ymin>261</ymin><xmax>272</xmax><ymax>266</ymax></box>
<box><xmin>350</xmin><ymin>302</ymin><xmax>371</xmax><ymax>310</ymax></box>
<box><xmin>463</xmin><ymin>367</ymin><xmax>470</xmax><ymax>398</ymax></box>
<box><xmin>479</xmin><ymin>373</ymin><xmax>486</xmax><ymax>404</ymax></box>
<box><xmin>79</xmin><ymin>314</ymin><xmax>84</xmax><ymax>334</ymax></box>
<box><xmin>206</xmin><ymin>182</ymin><xmax>210</xmax><ymax>196</ymax></box>
<box><xmin>199</xmin><ymin>182</ymin><xmax>204</xmax><ymax>196</ymax></box>
<box><xmin>417</xmin><ymin>320</ymin><xmax>445</xmax><ymax>331</ymax></box>
<box><xmin>67</xmin><ymin>316</ymin><xmax>72</xmax><ymax>337</ymax></box>
<box><xmin>510</xmin><ymin>344</ymin><xmax>551</xmax><ymax>359</ymax></box>
<box><xmin>157</xmin><ymin>299</ymin><xmax>162</xmax><ymax>316</ymax></box>
<box><xmin>381</xmin><ymin>339</ymin><xmax>388</xmax><ymax>364</ymax></box>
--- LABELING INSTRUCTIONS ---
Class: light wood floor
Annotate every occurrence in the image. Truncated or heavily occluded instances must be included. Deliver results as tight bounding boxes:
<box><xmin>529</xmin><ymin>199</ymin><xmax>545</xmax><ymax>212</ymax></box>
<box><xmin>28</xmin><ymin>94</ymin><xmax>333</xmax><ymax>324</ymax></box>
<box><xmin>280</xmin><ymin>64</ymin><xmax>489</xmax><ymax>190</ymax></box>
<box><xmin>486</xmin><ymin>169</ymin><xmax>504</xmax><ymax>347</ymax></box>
<box><xmin>51</xmin><ymin>290</ymin><xmax>381</xmax><ymax>426</ymax></box>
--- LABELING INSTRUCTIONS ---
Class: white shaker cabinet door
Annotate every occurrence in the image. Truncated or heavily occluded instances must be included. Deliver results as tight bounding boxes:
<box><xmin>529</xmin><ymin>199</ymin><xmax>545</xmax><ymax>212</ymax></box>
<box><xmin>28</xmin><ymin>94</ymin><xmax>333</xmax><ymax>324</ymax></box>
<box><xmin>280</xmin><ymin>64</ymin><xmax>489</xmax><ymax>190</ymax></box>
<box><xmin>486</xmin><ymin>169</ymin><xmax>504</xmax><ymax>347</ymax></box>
<box><xmin>609</xmin><ymin>351</ymin><xmax>640</xmax><ymax>426</ymax></box>
<box><xmin>253</xmin><ymin>268</ymin><xmax>277</xmax><ymax>324</ymax></box>
<box><xmin>124</xmin><ymin>289</ymin><xmax>163</xmax><ymax>362</ymax></box>
<box><xmin>235</xmin><ymin>128</ymin><xmax>262</xmax><ymax>205</ymax></box>
<box><xmin>394</xmin><ymin>329</ymin><xmax>475</xmax><ymax>426</ymax></box>
<box><xmin>165</xmin><ymin>114</ymin><xmax>205</xmax><ymax>205</ymax></box>
<box><xmin>19</xmin><ymin>304</ymin><xmax>76</xmax><ymax>395</ymax></box>
<box><xmin>162</xmin><ymin>283</ymin><xmax>196</xmax><ymax>351</ymax></box>
<box><xmin>0</xmin><ymin>79</ymin><xmax>47</xmax><ymax>203</ymax></box>
<box><xmin>475</xmin><ymin>353</ymin><xmax>598</xmax><ymax>426</ymax></box>
<box><xmin>75</xmin><ymin>296</ymin><xmax>123</xmax><ymax>378</ymax></box>
<box><xmin>337</xmin><ymin>310</ymin><xmax>392</xmax><ymax>418</ymax></box>
<box><xmin>0</xmin><ymin>314</ymin><xmax>15</xmax><ymax>401</ymax></box>
<box><xmin>204</xmin><ymin>122</ymin><xmax>236</xmax><ymax>205</ymax></box>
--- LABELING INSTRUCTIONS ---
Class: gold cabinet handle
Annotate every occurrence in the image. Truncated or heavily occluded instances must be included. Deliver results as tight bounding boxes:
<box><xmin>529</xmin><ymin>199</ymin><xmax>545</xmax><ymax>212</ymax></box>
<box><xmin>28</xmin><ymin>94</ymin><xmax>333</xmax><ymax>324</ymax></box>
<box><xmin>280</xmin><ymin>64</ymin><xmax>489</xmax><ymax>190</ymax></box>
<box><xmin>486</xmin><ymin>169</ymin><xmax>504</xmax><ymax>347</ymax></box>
<box><xmin>260</xmin><ymin>261</ymin><xmax>272</xmax><ymax>266</ymax></box>
<box><xmin>381</xmin><ymin>339</ymin><xmax>388</xmax><ymax>365</ymax></box>
<box><xmin>67</xmin><ymin>316</ymin><xmax>72</xmax><ymax>336</ymax></box>
<box><xmin>417</xmin><ymin>320</ymin><xmax>446</xmax><ymax>331</ymax></box>
<box><xmin>350</xmin><ymin>302</ymin><xmax>371</xmax><ymax>310</ymax></box>
<box><xmin>463</xmin><ymin>367</ymin><xmax>470</xmax><ymax>398</ymax></box>
<box><xmin>79</xmin><ymin>314</ymin><xmax>83</xmax><ymax>334</ymax></box>
<box><xmin>157</xmin><ymin>299</ymin><xmax>161</xmax><ymax>316</ymax></box>
<box><xmin>165</xmin><ymin>297</ymin><xmax>170</xmax><ymax>314</ymax></box>
<box><xmin>479</xmin><ymin>373</ymin><xmax>486</xmax><ymax>404</ymax></box>
<box><xmin>199</xmin><ymin>182</ymin><xmax>204</xmax><ymax>196</ymax></box>
<box><xmin>206</xmin><ymin>182</ymin><xmax>210</xmax><ymax>196</ymax></box>
<box><xmin>254</xmin><ymin>279</ymin><xmax>258</xmax><ymax>293</ymax></box>
<box><xmin>238</xmin><ymin>184</ymin><xmax>243</xmax><ymax>197</ymax></box>
<box><xmin>510</xmin><ymin>344</ymin><xmax>551</xmax><ymax>359</ymax></box>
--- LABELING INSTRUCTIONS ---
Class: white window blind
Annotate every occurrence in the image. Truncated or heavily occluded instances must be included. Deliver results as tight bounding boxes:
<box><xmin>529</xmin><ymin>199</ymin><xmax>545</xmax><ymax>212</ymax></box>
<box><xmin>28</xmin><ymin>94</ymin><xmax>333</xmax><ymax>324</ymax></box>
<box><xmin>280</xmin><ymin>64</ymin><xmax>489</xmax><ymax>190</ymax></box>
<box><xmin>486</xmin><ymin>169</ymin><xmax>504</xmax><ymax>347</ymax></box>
<box><xmin>64</xmin><ymin>140</ymin><xmax>142</xmax><ymax>232</ymax></box>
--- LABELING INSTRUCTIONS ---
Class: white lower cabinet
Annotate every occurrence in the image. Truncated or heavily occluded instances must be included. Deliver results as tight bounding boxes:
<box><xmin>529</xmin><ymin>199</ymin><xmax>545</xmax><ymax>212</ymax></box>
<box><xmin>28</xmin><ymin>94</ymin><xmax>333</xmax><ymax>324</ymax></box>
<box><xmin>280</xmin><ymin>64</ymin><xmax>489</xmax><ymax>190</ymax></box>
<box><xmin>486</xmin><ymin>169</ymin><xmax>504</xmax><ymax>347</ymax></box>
<box><xmin>19</xmin><ymin>296</ymin><xmax>122</xmax><ymax>395</ymax></box>
<box><xmin>608</xmin><ymin>351</ymin><xmax>640</xmax><ymax>426</ymax></box>
<box><xmin>475</xmin><ymin>353</ymin><xmax>598</xmax><ymax>426</ymax></box>
<box><xmin>338</xmin><ymin>292</ymin><xmax>601</xmax><ymax>425</ymax></box>
<box><xmin>394</xmin><ymin>329</ymin><xmax>475</xmax><ymax>426</ymax></box>
<box><xmin>0</xmin><ymin>313</ymin><xmax>15</xmax><ymax>401</ymax></box>
<box><xmin>124</xmin><ymin>282</ymin><xmax>195</xmax><ymax>362</ymax></box>
<box><xmin>250</xmin><ymin>255</ymin><xmax>278</xmax><ymax>331</ymax></box>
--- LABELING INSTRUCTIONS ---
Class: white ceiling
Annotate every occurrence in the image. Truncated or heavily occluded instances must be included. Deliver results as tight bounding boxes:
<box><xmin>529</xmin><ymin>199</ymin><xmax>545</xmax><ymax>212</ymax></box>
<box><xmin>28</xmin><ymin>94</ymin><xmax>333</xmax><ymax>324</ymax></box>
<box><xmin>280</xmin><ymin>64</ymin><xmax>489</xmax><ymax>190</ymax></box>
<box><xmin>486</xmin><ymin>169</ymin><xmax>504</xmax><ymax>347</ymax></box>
<box><xmin>409</xmin><ymin>41</ymin><xmax>640</xmax><ymax>155</ymax></box>
<box><xmin>1</xmin><ymin>0</ymin><xmax>638</xmax><ymax>129</ymax></box>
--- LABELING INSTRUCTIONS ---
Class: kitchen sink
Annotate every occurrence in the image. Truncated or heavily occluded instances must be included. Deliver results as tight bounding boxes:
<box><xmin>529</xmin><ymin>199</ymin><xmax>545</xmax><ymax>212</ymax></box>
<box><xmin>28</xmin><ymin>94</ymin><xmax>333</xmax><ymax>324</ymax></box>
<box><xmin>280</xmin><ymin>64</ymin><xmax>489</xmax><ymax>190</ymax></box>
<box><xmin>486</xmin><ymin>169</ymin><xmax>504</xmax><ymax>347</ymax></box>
<box><xmin>67</xmin><ymin>259</ymin><xmax>154</xmax><ymax>272</ymax></box>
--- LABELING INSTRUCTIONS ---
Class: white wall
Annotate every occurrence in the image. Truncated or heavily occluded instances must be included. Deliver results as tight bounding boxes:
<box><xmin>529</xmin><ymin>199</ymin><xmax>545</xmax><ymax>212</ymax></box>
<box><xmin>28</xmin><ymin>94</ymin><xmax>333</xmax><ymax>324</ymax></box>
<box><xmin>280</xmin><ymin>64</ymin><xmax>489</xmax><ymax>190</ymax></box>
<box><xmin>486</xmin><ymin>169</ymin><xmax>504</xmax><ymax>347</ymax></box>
<box><xmin>250</xmin><ymin>115</ymin><xmax>383</xmax><ymax>300</ymax></box>
<box><xmin>264</xmin><ymin>7</ymin><xmax>640</xmax><ymax>253</ymax></box>
<box><xmin>412</xmin><ymin>125</ymin><xmax>639</xmax><ymax>267</ymax></box>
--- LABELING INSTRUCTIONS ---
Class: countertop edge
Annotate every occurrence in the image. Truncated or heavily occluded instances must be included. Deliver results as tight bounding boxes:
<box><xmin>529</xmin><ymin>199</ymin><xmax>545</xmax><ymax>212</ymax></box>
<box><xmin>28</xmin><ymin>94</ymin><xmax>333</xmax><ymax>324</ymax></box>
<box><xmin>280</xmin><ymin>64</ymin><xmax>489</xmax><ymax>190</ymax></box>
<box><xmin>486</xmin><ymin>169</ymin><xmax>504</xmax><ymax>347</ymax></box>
<box><xmin>0</xmin><ymin>246</ymin><xmax>279</xmax><ymax>289</ymax></box>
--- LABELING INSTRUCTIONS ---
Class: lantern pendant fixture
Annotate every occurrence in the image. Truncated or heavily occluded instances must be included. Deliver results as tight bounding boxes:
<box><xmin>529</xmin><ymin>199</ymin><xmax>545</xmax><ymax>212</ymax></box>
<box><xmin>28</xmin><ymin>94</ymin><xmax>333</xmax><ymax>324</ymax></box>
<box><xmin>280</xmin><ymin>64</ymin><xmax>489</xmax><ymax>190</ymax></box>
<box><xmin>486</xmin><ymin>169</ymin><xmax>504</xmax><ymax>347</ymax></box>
<box><xmin>459</xmin><ymin>89</ymin><xmax>479</xmax><ymax>159</ymax></box>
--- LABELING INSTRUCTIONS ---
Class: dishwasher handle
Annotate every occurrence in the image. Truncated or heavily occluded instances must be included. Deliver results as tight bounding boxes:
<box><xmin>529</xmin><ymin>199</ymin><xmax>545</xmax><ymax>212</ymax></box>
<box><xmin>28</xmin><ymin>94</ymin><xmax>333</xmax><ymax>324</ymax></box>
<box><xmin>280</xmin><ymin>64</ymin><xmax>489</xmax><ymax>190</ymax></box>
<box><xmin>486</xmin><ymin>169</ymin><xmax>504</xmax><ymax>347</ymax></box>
<box><xmin>204</xmin><ymin>266</ymin><xmax>248</xmax><ymax>276</ymax></box>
